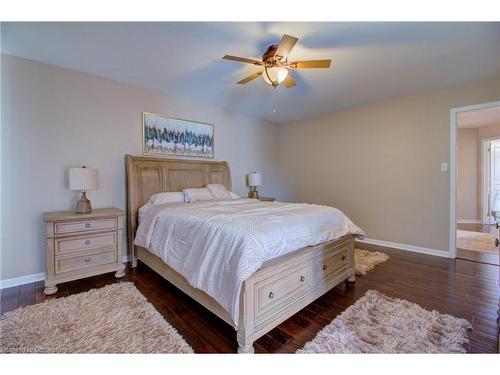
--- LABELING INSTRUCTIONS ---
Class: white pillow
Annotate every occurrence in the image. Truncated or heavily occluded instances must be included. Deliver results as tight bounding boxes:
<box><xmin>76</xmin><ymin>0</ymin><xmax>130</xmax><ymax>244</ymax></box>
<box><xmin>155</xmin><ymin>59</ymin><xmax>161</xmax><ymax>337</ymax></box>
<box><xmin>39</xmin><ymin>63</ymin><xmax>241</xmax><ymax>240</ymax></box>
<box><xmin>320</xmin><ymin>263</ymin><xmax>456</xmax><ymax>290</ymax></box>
<box><xmin>183</xmin><ymin>188</ymin><xmax>214</xmax><ymax>203</ymax></box>
<box><xmin>206</xmin><ymin>184</ymin><xmax>233</xmax><ymax>200</ymax></box>
<box><xmin>138</xmin><ymin>192</ymin><xmax>186</xmax><ymax>222</ymax></box>
<box><xmin>149</xmin><ymin>192</ymin><xmax>185</xmax><ymax>205</ymax></box>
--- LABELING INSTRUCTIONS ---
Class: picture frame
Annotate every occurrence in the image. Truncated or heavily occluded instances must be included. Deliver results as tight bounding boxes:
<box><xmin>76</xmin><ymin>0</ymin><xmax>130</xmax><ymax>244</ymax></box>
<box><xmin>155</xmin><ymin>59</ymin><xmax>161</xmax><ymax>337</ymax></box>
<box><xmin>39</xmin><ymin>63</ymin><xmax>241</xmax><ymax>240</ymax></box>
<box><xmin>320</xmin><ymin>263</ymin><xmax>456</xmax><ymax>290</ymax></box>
<box><xmin>142</xmin><ymin>112</ymin><xmax>214</xmax><ymax>158</ymax></box>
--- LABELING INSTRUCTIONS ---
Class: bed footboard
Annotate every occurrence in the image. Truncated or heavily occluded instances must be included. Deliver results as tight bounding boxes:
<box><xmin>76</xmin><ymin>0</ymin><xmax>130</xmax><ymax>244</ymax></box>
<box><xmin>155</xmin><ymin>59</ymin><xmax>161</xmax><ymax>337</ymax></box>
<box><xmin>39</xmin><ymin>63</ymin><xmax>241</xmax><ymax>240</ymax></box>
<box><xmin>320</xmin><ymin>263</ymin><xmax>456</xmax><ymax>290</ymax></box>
<box><xmin>236</xmin><ymin>235</ymin><xmax>355</xmax><ymax>353</ymax></box>
<box><xmin>135</xmin><ymin>235</ymin><xmax>355</xmax><ymax>353</ymax></box>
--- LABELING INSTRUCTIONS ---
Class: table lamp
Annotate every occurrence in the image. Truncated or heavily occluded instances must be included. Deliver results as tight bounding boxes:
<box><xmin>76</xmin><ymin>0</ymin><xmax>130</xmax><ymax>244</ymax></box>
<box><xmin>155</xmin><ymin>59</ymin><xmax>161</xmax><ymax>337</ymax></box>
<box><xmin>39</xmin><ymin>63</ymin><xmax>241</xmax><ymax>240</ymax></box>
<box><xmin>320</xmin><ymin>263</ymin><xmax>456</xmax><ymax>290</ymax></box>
<box><xmin>247</xmin><ymin>172</ymin><xmax>262</xmax><ymax>199</ymax></box>
<box><xmin>69</xmin><ymin>166</ymin><xmax>99</xmax><ymax>213</ymax></box>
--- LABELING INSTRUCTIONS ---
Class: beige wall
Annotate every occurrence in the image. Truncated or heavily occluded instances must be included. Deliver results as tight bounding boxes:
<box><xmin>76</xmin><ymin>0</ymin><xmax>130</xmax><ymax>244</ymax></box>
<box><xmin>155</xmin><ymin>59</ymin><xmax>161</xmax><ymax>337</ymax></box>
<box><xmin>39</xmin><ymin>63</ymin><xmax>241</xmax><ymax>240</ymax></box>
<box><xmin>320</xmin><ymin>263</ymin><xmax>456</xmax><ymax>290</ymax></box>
<box><xmin>279</xmin><ymin>78</ymin><xmax>500</xmax><ymax>253</ymax></box>
<box><xmin>457</xmin><ymin>128</ymin><xmax>479</xmax><ymax>221</ymax></box>
<box><xmin>1</xmin><ymin>54</ymin><xmax>282</xmax><ymax>280</ymax></box>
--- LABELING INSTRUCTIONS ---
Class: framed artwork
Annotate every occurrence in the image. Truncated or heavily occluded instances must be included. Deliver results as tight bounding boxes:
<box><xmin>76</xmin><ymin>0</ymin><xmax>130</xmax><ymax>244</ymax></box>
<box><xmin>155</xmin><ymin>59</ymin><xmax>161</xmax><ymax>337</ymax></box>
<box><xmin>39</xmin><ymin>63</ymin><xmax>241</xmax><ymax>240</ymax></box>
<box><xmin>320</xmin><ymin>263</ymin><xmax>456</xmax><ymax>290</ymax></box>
<box><xmin>142</xmin><ymin>112</ymin><xmax>214</xmax><ymax>158</ymax></box>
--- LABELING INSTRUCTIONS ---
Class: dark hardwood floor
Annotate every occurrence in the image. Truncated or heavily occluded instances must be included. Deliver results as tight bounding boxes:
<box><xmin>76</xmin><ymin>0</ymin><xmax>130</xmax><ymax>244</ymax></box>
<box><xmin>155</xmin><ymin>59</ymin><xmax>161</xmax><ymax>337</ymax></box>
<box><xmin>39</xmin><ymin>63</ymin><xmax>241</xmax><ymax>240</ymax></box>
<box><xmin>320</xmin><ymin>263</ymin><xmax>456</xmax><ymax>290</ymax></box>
<box><xmin>1</xmin><ymin>244</ymin><xmax>499</xmax><ymax>353</ymax></box>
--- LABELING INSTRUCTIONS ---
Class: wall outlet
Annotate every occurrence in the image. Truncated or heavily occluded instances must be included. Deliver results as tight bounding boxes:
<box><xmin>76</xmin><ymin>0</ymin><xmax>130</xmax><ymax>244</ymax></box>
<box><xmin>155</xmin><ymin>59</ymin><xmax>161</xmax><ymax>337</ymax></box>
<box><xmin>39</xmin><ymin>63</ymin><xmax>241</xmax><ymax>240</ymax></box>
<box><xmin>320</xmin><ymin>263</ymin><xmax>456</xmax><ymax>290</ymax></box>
<box><xmin>440</xmin><ymin>162</ymin><xmax>448</xmax><ymax>172</ymax></box>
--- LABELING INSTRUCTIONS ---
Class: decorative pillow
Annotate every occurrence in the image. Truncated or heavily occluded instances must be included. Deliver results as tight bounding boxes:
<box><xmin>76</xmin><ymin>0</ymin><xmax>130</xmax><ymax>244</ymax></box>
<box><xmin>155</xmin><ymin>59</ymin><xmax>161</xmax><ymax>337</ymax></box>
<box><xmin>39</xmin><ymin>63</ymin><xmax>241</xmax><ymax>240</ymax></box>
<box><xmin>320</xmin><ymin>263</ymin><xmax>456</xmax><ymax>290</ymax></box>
<box><xmin>183</xmin><ymin>188</ymin><xmax>215</xmax><ymax>203</ymax></box>
<box><xmin>206</xmin><ymin>184</ymin><xmax>233</xmax><ymax>200</ymax></box>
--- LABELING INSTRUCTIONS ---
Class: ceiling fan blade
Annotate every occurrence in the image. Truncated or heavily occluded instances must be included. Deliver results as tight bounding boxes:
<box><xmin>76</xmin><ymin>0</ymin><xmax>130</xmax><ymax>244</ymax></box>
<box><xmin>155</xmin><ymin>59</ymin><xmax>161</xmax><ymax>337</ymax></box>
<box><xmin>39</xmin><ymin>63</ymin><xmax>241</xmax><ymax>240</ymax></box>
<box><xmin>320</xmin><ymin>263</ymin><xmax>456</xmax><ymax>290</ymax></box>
<box><xmin>237</xmin><ymin>71</ymin><xmax>263</xmax><ymax>84</ymax></box>
<box><xmin>283</xmin><ymin>74</ymin><xmax>296</xmax><ymax>88</ymax></box>
<box><xmin>223</xmin><ymin>55</ymin><xmax>263</xmax><ymax>66</ymax></box>
<box><xmin>275</xmin><ymin>34</ymin><xmax>299</xmax><ymax>58</ymax></box>
<box><xmin>289</xmin><ymin>60</ymin><xmax>332</xmax><ymax>69</ymax></box>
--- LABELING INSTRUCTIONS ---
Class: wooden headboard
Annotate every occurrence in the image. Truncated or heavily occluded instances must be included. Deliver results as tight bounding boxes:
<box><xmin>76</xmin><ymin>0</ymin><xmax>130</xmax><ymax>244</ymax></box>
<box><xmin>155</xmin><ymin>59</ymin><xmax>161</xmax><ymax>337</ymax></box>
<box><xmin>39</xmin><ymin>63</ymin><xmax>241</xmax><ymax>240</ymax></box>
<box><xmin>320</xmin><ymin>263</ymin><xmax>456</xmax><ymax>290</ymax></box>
<box><xmin>125</xmin><ymin>154</ymin><xmax>232</xmax><ymax>256</ymax></box>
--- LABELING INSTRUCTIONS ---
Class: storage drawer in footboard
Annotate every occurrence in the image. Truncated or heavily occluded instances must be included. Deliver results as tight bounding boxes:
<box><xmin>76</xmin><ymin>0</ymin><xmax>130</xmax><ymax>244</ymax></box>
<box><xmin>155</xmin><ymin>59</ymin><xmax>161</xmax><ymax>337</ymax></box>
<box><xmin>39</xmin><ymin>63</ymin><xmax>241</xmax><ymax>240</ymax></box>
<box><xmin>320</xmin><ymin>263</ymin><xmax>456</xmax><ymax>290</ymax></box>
<box><xmin>253</xmin><ymin>262</ymin><xmax>313</xmax><ymax>327</ymax></box>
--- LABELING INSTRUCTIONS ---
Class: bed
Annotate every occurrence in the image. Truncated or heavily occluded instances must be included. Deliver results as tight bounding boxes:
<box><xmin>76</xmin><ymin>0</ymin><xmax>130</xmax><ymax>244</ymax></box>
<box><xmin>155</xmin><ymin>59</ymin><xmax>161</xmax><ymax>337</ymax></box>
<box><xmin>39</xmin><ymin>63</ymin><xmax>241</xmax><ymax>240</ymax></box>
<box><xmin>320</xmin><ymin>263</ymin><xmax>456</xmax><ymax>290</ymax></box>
<box><xmin>125</xmin><ymin>154</ymin><xmax>362</xmax><ymax>353</ymax></box>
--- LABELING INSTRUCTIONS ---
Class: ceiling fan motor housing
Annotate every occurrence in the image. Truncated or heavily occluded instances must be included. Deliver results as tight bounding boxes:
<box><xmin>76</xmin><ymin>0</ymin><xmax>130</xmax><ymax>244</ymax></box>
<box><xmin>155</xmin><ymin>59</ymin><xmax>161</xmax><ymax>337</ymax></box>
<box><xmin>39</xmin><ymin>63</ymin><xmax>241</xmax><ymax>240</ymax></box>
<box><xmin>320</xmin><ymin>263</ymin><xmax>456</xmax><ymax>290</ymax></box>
<box><xmin>262</xmin><ymin>45</ymin><xmax>283</xmax><ymax>65</ymax></box>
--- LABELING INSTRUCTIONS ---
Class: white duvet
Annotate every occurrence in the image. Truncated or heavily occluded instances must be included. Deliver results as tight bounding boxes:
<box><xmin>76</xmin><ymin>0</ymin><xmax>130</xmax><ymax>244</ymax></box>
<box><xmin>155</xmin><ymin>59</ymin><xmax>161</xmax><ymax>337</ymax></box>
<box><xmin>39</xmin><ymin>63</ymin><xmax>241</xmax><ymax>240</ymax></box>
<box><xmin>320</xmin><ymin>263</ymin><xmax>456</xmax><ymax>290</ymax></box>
<box><xmin>134</xmin><ymin>198</ymin><xmax>364</xmax><ymax>325</ymax></box>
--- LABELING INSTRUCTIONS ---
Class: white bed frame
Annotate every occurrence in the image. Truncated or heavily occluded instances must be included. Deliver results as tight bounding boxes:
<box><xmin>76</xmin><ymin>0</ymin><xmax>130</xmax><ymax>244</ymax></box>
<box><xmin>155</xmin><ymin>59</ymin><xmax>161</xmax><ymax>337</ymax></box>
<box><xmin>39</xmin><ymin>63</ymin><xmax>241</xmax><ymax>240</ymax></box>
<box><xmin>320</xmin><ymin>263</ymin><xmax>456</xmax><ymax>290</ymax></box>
<box><xmin>125</xmin><ymin>155</ymin><xmax>356</xmax><ymax>353</ymax></box>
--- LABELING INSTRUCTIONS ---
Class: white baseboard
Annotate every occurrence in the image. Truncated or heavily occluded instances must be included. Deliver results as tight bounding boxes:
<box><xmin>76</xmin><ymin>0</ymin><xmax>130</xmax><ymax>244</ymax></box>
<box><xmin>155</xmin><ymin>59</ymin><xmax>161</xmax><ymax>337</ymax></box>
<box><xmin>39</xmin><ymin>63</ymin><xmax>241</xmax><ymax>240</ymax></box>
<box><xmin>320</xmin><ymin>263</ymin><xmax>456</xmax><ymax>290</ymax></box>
<box><xmin>457</xmin><ymin>219</ymin><xmax>481</xmax><ymax>224</ymax></box>
<box><xmin>357</xmin><ymin>237</ymin><xmax>450</xmax><ymax>258</ymax></box>
<box><xmin>0</xmin><ymin>272</ymin><xmax>45</xmax><ymax>289</ymax></box>
<box><xmin>0</xmin><ymin>255</ymin><xmax>131</xmax><ymax>289</ymax></box>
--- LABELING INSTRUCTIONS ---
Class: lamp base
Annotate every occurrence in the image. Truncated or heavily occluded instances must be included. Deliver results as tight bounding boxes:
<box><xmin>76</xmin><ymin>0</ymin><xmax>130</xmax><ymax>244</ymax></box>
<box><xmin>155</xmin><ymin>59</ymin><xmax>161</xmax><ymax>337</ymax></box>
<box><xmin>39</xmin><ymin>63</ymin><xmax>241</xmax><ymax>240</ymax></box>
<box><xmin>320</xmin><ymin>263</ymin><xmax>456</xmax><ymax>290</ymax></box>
<box><xmin>75</xmin><ymin>191</ymin><xmax>92</xmax><ymax>214</ymax></box>
<box><xmin>248</xmin><ymin>187</ymin><xmax>259</xmax><ymax>199</ymax></box>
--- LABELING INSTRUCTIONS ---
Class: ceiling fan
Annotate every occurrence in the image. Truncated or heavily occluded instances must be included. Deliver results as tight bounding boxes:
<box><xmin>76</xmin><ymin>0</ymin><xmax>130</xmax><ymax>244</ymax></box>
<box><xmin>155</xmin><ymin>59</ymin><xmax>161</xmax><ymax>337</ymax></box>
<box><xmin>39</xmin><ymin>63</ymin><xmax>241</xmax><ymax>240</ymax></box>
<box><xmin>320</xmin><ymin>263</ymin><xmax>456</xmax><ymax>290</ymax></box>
<box><xmin>222</xmin><ymin>34</ymin><xmax>332</xmax><ymax>89</ymax></box>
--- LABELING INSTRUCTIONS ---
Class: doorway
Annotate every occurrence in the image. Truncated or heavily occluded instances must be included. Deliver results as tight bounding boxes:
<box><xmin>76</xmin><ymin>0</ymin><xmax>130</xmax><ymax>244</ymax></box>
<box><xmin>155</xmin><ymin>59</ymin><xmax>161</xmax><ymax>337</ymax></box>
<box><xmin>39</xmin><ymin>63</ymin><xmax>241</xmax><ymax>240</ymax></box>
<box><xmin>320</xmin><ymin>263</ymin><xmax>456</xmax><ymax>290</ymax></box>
<box><xmin>452</xmin><ymin>102</ymin><xmax>500</xmax><ymax>265</ymax></box>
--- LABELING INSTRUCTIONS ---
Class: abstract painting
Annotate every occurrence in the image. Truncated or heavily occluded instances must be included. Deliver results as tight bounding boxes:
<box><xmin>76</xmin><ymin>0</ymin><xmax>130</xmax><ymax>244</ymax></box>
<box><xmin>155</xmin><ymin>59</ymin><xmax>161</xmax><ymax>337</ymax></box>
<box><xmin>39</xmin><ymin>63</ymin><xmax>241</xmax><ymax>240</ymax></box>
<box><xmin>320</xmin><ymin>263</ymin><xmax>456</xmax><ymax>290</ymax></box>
<box><xmin>142</xmin><ymin>112</ymin><xmax>214</xmax><ymax>158</ymax></box>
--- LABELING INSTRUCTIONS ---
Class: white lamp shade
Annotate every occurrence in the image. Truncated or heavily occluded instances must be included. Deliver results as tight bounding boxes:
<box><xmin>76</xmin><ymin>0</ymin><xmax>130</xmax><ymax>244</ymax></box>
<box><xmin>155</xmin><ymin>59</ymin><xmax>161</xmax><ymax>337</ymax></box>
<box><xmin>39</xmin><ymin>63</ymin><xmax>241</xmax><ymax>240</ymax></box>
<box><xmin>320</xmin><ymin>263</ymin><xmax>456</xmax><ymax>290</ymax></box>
<box><xmin>248</xmin><ymin>172</ymin><xmax>262</xmax><ymax>187</ymax></box>
<box><xmin>69</xmin><ymin>167</ymin><xmax>99</xmax><ymax>191</ymax></box>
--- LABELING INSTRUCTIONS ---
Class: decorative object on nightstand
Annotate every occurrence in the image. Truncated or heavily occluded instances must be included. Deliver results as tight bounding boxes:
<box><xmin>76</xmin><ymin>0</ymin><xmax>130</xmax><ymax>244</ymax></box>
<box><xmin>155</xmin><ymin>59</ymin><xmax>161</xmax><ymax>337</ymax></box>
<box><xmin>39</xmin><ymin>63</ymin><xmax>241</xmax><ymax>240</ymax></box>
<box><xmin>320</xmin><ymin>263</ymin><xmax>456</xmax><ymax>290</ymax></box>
<box><xmin>259</xmin><ymin>197</ymin><xmax>275</xmax><ymax>202</ymax></box>
<box><xmin>69</xmin><ymin>166</ymin><xmax>99</xmax><ymax>213</ymax></box>
<box><xmin>247</xmin><ymin>172</ymin><xmax>262</xmax><ymax>199</ymax></box>
<box><xmin>42</xmin><ymin>208</ymin><xmax>126</xmax><ymax>295</ymax></box>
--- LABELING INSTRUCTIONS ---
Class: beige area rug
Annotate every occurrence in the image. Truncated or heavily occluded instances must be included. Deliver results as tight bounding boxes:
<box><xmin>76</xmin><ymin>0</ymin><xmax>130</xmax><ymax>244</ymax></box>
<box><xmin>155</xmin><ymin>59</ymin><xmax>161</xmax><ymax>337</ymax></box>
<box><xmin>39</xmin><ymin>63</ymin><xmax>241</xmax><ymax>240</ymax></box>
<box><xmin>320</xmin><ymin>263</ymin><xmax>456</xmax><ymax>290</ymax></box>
<box><xmin>0</xmin><ymin>282</ymin><xmax>193</xmax><ymax>353</ymax></box>
<box><xmin>457</xmin><ymin>230</ymin><xmax>498</xmax><ymax>253</ymax></box>
<box><xmin>355</xmin><ymin>248</ymin><xmax>389</xmax><ymax>275</ymax></box>
<box><xmin>297</xmin><ymin>290</ymin><xmax>472</xmax><ymax>353</ymax></box>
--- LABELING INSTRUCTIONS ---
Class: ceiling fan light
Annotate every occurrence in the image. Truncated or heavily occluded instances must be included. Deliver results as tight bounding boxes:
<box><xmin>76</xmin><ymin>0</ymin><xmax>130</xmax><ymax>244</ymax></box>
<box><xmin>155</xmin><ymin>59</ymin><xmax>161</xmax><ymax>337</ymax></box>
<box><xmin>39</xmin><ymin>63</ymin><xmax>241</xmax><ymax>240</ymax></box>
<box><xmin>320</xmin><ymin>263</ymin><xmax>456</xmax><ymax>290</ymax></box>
<box><xmin>262</xmin><ymin>66</ymin><xmax>288</xmax><ymax>86</ymax></box>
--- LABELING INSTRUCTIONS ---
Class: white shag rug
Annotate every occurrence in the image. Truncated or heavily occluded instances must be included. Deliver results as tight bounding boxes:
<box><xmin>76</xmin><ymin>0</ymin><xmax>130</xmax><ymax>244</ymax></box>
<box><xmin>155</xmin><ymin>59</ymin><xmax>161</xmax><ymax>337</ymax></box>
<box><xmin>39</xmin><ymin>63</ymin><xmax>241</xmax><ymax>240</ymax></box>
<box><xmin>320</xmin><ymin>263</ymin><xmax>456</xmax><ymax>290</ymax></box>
<box><xmin>355</xmin><ymin>248</ymin><xmax>389</xmax><ymax>275</ymax></box>
<box><xmin>297</xmin><ymin>290</ymin><xmax>472</xmax><ymax>353</ymax></box>
<box><xmin>0</xmin><ymin>282</ymin><xmax>193</xmax><ymax>353</ymax></box>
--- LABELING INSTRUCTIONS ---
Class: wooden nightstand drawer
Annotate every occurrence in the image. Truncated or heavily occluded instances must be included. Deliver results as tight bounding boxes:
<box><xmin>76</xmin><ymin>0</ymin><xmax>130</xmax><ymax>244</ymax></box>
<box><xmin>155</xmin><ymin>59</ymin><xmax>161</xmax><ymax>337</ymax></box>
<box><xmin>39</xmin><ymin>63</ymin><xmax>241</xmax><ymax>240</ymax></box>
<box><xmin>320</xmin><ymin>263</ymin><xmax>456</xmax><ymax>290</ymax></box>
<box><xmin>54</xmin><ymin>217</ymin><xmax>118</xmax><ymax>235</ymax></box>
<box><xmin>55</xmin><ymin>249</ymin><xmax>117</xmax><ymax>274</ymax></box>
<box><xmin>55</xmin><ymin>232</ymin><xmax>117</xmax><ymax>255</ymax></box>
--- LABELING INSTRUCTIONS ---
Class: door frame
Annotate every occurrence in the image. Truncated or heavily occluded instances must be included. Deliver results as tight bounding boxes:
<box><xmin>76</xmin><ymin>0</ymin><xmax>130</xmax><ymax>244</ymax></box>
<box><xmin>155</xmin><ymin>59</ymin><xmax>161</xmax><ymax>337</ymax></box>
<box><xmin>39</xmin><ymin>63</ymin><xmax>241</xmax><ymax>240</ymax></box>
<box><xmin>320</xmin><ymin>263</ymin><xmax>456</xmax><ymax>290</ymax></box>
<box><xmin>450</xmin><ymin>100</ymin><xmax>500</xmax><ymax>258</ymax></box>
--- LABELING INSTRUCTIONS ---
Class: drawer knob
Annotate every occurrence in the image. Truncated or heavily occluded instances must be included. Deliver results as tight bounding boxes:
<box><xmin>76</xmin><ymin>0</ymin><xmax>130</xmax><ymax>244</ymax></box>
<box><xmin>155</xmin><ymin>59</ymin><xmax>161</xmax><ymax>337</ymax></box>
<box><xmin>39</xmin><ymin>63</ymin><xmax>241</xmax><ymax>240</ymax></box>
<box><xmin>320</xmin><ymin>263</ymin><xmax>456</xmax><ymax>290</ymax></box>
<box><xmin>300</xmin><ymin>276</ymin><xmax>305</xmax><ymax>282</ymax></box>
<box><xmin>85</xmin><ymin>240</ymin><xmax>91</xmax><ymax>245</ymax></box>
<box><xmin>322</xmin><ymin>265</ymin><xmax>328</xmax><ymax>271</ymax></box>
<box><xmin>84</xmin><ymin>257</ymin><xmax>91</xmax><ymax>263</ymax></box>
<box><xmin>496</xmin><ymin>239</ymin><xmax>499</xmax><ymax>247</ymax></box>
<box><xmin>341</xmin><ymin>255</ymin><xmax>346</xmax><ymax>261</ymax></box>
<box><xmin>85</xmin><ymin>223</ymin><xmax>91</xmax><ymax>228</ymax></box>
<box><xmin>268</xmin><ymin>291</ymin><xmax>275</xmax><ymax>299</ymax></box>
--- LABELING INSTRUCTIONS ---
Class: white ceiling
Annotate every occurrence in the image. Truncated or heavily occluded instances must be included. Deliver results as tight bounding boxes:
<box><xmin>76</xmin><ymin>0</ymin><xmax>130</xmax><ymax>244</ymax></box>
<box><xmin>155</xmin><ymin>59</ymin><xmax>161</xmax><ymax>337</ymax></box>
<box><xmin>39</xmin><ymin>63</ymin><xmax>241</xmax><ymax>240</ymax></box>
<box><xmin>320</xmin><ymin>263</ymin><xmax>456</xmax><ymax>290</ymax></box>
<box><xmin>457</xmin><ymin>106</ymin><xmax>500</xmax><ymax>128</ymax></box>
<box><xmin>2</xmin><ymin>22</ymin><xmax>500</xmax><ymax>124</ymax></box>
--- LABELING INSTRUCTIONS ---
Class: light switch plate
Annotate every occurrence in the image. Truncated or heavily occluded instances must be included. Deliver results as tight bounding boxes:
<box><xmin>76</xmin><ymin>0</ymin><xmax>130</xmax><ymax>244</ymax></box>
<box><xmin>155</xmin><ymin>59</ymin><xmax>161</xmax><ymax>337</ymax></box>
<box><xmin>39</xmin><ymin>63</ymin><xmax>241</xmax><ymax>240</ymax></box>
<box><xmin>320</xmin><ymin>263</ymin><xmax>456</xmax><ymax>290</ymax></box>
<box><xmin>441</xmin><ymin>162</ymin><xmax>448</xmax><ymax>172</ymax></box>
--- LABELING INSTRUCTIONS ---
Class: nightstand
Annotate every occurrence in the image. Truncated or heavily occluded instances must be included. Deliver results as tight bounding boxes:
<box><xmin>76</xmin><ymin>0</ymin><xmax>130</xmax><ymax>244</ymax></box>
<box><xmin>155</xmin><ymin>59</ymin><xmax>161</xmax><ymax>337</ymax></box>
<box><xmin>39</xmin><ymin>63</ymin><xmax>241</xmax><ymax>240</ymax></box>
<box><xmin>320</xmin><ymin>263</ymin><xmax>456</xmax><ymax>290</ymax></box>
<box><xmin>259</xmin><ymin>197</ymin><xmax>275</xmax><ymax>202</ymax></box>
<box><xmin>42</xmin><ymin>208</ymin><xmax>126</xmax><ymax>295</ymax></box>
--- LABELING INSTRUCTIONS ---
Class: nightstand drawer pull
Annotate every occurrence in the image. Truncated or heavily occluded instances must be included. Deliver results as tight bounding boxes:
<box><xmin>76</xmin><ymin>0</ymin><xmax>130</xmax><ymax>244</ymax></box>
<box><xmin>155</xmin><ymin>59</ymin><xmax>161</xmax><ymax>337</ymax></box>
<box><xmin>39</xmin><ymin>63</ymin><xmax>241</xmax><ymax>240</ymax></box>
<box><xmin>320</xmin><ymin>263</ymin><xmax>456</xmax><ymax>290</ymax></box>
<box><xmin>84</xmin><ymin>257</ymin><xmax>92</xmax><ymax>263</ymax></box>
<box><xmin>85</xmin><ymin>240</ymin><xmax>91</xmax><ymax>245</ymax></box>
<box><xmin>85</xmin><ymin>222</ymin><xmax>91</xmax><ymax>228</ymax></box>
<box><xmin>322</xmin><ymin>265</ymin><xmax>328</xmax><ymax>270</ymax></box>
<box><xmin>300</xmin><ymin>276</ymin><xmax>305</xmax><ymax>282</ymax></box>
<box><xmin>341</xmin><ymin>255</ymin><xmax>346</xmax><ymax>261</ymax></box>
<box><xmin>268</xmin><ymin>291</ymin><xmax>275</xmax><ymax>299</ymax></box>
